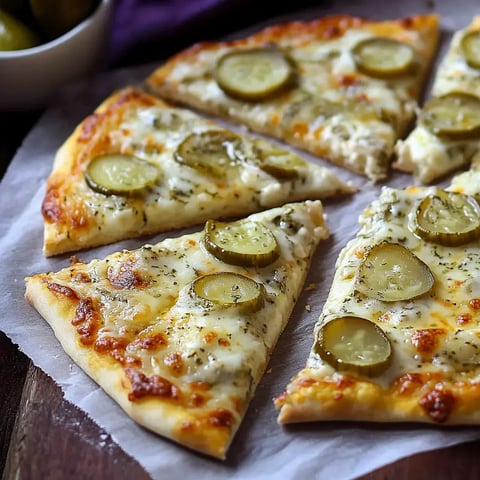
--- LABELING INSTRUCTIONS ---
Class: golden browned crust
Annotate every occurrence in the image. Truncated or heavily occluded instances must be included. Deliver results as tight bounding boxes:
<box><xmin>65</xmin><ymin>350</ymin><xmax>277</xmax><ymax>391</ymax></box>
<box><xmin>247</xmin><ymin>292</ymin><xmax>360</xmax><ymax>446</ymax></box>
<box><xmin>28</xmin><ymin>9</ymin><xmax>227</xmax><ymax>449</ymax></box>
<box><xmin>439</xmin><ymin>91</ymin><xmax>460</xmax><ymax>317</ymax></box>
<box><xmin>276</xmin><ymin>175</ymin><xmax>480</xmax><ymax>427</ymax></box>
<box><xmin>24</xmin><ymin>276</ymin><xmax>236</xmax><ymax>458</ymax></box>
<box><xmin>42</xmin><ymin>87</ymin><xmax>165</xmax><ymax>256</ymax></box>
<box><xmin>276</xmin><ymin>368</ymin><xmax>480</xmax><ymax>425</ymax></box>
<box><xmin>27</xmin><ymin>201</ymin><xmax>330</xmax><ymax>457</ymax></box>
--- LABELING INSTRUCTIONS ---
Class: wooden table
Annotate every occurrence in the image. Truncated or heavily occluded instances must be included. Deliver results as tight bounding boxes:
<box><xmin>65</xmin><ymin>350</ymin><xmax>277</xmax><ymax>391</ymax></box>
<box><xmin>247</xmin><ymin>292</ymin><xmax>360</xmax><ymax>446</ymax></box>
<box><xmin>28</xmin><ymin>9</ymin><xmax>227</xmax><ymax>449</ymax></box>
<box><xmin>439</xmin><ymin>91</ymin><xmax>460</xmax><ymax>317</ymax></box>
<box><xmin>1</xmin><ymin>4</ymin><xmax>480</xmax><ymax>478</ymax></box>
<box><xmin>2</xmin><ymin>330</ymin><xmax>480</xmax><ymax>480</ymax></box>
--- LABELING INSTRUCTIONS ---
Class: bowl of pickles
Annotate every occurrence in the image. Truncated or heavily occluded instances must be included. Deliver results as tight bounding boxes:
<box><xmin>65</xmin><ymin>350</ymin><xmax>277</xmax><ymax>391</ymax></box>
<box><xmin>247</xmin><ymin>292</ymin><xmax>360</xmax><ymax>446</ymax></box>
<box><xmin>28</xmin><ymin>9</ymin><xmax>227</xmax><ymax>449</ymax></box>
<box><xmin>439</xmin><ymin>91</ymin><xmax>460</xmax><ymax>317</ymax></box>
<box><xmin>0</xmin><ymin>0</ymin><xmax>113</xmax><ymax>110</ymax></box>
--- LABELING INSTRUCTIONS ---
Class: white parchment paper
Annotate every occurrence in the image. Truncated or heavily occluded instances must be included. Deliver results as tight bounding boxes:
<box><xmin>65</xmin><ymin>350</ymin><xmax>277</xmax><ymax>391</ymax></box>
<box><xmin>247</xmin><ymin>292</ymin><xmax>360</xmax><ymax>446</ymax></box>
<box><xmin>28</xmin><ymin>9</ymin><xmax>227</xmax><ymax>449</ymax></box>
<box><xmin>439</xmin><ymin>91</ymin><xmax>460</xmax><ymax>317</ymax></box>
<box><xmin>1</xmin><ymin>1</ymin><xmax>480</xmax><ymax>478</ymax></box>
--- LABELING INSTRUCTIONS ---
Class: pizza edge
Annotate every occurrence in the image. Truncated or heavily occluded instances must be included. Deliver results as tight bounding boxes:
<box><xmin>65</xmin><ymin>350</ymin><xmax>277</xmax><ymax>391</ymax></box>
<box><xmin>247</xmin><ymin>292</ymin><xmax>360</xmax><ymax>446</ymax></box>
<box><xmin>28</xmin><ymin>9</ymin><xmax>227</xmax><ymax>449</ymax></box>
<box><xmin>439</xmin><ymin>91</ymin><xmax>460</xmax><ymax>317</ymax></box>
<box><xmin>42</xmin><ymin>87</ymin><xmax>171</xmax><ymax>257</ymax></box>
<box><xmin>24</xmin><ymin>277</ymin><xmax>237</xmax><ymax>458</ymax></box>
<box><xmin>42</xmin><ymin>86</ymin><xmax>353</xmax><ymax>257</ymax></box>
<box><xmin>275</xmin><ymin>367</ymin><xmax>480</xmax><ymax>425</ymax></box>
<box><xmin>276</xmin><ymin>178</ymin><xmax>480</xmax><ymax>426</ymax></box>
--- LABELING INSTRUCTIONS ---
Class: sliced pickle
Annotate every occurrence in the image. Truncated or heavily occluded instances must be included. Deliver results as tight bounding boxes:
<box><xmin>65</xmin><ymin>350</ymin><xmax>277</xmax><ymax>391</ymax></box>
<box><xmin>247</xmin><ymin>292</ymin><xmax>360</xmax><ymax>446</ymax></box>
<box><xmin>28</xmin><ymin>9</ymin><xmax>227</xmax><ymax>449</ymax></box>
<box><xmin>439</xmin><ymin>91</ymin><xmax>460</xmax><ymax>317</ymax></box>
<box><xmin>214</xmin><ymin>47</ymin><xmax>294</xmax><ymax>101</ymax></box>
<box><xmin>85</xmin><ymin>154</ymin><xmax>159</xmax><ymax>196</ymax></box>
<box><xmin>461</xmin><ymin>30</ymin><xmax>480</xmax><ymax>69</ymax></box>
<box><xmin>355</xmin><ymin>242</ymin><xmax>434</xmax><ymax>301</ymax></box>
<box><xmin>412</xmin><ymin>190</ymin><xmax>480</xmax><ymax>246</ymax></box>
<box><xmin>253</xmin><ymin>139</ymin><xmax>307</xmax><ymax>179</ymax></box>
<box><xmin>314</xmin><ymin>316</ymin><xmax>392</xmax><ymax>376</ymax></box>
<box><xmin>174</xmin><ymin>130</ymin><xmax>242</xmax><ymax>176</ymax></box>
<box><xmin>203</xmin><ymin>219</ymin><xmax>280</xmax><ymax>267</ymax></box>
<box><xmin>190</xmin><ymin>272</ymin><xmax>265</xmax><ymax>312</ymax></box>
<box><xmin>352</xmin><ymin>37</ymin><xmax>415</xmax><ymax>78</ymax></box>
<box><xmin>419</xmin><ymin>93</ymin><xmax>480</xmax><ymax>140</ymax></box>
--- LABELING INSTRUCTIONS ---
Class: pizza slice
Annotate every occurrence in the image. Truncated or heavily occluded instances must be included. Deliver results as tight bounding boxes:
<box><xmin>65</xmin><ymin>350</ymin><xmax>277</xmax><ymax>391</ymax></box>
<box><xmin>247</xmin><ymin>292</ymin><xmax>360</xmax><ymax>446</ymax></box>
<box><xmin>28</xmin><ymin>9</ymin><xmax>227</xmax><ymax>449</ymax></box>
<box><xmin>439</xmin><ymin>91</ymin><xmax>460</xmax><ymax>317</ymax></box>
<box><xmin>146</xmin><ymin>14</ymin><xmax>439</xmax><ymax>182</ymax></box>
<box><xmin>395</xmin><ymin>17</ymin><xmax>480</xmax><ymax>183</ymax></box>
<box><xmin>41</xmin><ymin>86</ymin><xmax>353</xmax><ymax>257</ymax></box>
<box><xmin>26</xmin><ymin>200</ymin><xmax>328</xmax><ymax>458</ymax></box>
<box><xmin>275</xmin><ymin>174</ymin><xmax>480</xmax><ymax>425</ymax></box>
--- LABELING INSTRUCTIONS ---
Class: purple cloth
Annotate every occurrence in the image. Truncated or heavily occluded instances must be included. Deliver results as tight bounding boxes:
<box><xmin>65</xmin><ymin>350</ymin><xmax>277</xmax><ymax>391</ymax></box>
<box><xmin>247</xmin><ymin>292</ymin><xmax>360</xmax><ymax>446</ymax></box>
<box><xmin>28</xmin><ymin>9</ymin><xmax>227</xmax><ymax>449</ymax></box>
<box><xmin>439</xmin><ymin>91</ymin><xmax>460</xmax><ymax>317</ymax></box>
<box><xmin>110</xmin><ymin>0</ymin><xmax>237</xmax><ymax>63</ymax></box>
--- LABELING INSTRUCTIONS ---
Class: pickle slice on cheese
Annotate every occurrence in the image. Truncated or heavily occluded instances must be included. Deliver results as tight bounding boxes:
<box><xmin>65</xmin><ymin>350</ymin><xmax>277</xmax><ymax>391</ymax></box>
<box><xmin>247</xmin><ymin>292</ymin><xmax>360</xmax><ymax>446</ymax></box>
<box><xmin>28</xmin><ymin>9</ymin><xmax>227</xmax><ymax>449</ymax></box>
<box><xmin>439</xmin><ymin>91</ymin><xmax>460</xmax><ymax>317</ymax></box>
<box><xmin>174</xmin><ymin>130</ymin><xmax>242</xmax><ymax>176</ymax></box>
<box><xmin>355</xmin><ymin>242</ymin><xmax>434</xmax><ymax>301</ymax></box>
<box><xmin>85</xmin><ymin>154</ymin><xmax>159</xmax><ymax>196</ymax></box>
<box><xmin>215</xmin><ymin>47</ymin><xmax>294</xmax><ymax>101</ymax></box>
<box><xmin>253</xmin><ymin>139</ymin><xmax>307</xmax><ymax>179</ymax></box>
<box><xmin>314</xmin><ymin>316</ymin><xmax>392</xmax><ymax>376</ymax></box>
<box><xmin>203</xmin><ymin>219</ymin><xmax>280</xmax><ymax>267</ymax></box>
<box><xmin>420</xmin><ymin>93</ymin><xmax>480</xmax><ymax>140</ymax></box>
<box><xmin>352</xmin><ymin>37</ymin><xmax>415</xmax><ymax>78</ymax></box>
<box><xmin>191</xmin><ymin>272</ymin><xmax>265</xmax><ymax>312</ymax></box>
<box><xmin>413</xmin><ymin>190</ymin><xmax>480</xmax><ymax>246</ymax></box>
<box><xmin>461</xmin><ymin>30</ymin><xmax>480</xmax><ymax>69</ymax></box>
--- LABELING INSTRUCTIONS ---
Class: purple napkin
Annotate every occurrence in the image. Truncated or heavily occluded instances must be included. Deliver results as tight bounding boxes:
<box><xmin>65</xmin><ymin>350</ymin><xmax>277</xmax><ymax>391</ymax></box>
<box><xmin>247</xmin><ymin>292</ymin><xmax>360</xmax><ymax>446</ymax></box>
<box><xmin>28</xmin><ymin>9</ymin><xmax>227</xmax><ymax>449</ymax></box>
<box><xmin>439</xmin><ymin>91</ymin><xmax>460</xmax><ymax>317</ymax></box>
<box><xmin>110</xmin><ymin>0</ymin><xmax>244</xmax><ymax>63</ymax></box>
<box><xmin>108</xmin><ymin>0</ymin><xmax>319</xmax><ymax>65</ymax></box>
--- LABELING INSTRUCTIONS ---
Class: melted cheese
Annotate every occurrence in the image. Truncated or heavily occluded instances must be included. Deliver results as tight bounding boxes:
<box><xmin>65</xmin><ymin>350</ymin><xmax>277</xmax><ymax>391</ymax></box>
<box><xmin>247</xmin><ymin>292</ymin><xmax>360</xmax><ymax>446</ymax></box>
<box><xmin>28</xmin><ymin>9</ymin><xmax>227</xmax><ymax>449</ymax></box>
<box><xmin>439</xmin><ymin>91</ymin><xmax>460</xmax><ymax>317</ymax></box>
<box><xmin>45</xmin><ymin>89</ymin><xmax>351</xmax><ymax>256</ymax></box>
<box><xmin>152</xmin><ymin>22</ymin><xmax>433</xmax><ymax>181</ymax></box>
<box><xmin>395</xmin><ymin>21</ymin><xmax>480</xmax><ymax>183</ymax></box>
<box><xmin>36</xmin><ymin>201</ymin><xmax>329</xmax><ymax>405</ymax></box>
<box><xmin>306</xmin><ymin>181</ymin><xmax>480</xmax><ymax>390</ymax></box>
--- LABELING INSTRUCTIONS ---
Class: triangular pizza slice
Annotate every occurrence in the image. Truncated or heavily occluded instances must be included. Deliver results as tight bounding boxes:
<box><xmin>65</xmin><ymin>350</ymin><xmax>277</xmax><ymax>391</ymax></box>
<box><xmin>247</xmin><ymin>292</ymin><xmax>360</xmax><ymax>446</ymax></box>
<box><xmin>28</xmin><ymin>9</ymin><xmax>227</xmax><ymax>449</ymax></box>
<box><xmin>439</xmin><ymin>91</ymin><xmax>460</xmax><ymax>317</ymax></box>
<box><xmin>41</xmin><ymin>87</ymin><xmax>353</xmax><ymax>256</ymax></box>
<box><xmin>26</xmin><ymin>200</ymin><xmax>328</xmax><ymax>458</ymax></box>
<box><xmin>146</xmin><ymin>14</ymin><xmax>439</xmax><ymax>181</ymax></box>
<box><xmin>395</xmin><ymin>17</ymin><xmax>480</xmax><ymax>183</ymax></box>
<box><xmin>276</xmin><ymin>172</ymin><xmax>480</xmax><ymax>425</ymax></box>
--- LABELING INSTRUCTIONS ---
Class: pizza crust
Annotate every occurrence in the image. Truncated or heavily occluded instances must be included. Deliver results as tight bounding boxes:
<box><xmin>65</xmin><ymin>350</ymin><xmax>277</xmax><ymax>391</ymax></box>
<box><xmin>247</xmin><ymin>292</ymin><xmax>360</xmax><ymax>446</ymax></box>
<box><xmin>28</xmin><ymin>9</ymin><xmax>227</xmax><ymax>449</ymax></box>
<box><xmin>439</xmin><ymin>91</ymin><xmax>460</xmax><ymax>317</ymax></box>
<box><xmin>277</xmin><ymin>368</ymin><xmax>480</xmax><ymax>425</ymax></box>
<box><xmin>24</xmin><ymin>277</ymin><xmax>235</xmax><ymax>458</ymax></box>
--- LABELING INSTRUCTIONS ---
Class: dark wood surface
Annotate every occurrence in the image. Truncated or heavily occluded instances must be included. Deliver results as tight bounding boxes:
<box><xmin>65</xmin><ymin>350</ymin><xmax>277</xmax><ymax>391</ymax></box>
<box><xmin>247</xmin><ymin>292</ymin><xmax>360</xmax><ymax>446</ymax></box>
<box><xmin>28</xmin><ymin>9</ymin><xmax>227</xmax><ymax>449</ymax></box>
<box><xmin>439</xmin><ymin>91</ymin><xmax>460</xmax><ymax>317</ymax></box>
<box><xmin>2</xmin><ymin>330</ymin><xmax>480</xmax><ymax>480</ymax></box>
<box><xmin>2</xmin><ymin>3</ymin><xmax>480</xmax><ymax>479</ymax></box>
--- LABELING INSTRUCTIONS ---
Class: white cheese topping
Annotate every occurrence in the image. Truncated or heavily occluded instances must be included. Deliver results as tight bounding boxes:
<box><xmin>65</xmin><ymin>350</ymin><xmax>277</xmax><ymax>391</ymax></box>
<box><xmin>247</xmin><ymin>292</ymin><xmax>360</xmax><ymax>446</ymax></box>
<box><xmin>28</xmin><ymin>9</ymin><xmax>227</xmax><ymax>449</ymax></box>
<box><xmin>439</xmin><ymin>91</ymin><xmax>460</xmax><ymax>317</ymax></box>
<box><xmin>48</xmin><ymin>201</ymin><xmax>329</xmax><ymax>403</ymax></box>
<box><xmin>307</xmin><ymin>181</ymin><xmax>480</xmax><ymax>389</ymax></box>
<box><xmin>395</xmin><ymin>23</ymin><xmax>480</xmax><ymax>183</ymax></box>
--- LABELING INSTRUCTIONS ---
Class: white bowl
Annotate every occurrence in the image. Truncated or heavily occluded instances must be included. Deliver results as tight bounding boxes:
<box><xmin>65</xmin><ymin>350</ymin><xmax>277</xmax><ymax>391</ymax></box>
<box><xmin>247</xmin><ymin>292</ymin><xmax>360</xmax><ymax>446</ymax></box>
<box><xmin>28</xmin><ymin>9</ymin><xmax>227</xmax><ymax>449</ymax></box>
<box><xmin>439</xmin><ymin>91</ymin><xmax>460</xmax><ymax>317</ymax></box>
<box><xmin>0</xmin><ymin>0</ymin><xmax>113</xmax><ymax>110</ymax></box>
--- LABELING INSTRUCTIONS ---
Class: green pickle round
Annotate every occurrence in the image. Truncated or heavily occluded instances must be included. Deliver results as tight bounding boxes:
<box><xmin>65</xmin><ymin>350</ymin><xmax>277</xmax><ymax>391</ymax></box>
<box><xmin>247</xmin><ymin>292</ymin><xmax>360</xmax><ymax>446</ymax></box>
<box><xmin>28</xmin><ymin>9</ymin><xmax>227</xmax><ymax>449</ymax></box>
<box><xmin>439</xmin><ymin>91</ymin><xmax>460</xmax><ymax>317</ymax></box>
<box><xmin>190</xmin><ymin>272</ymin><xmax>265</xmax><ymax>312</ymax></box>
<box><xmin>203</xmin><ymin>219</ymin><xmax>280</xmax><ymax>267</ymax></box>
<box><xmin>352</xmin><ymin>37</ymin><xmax>415</xmax><ymax>78</ymax></box>
<box><xmin>85</xmin><ymin>154</ymin><xmax>159</xmax><ymax>196</ymax></box>
<box><xmin>355</xmin><ymin>242</ymin><xmax>434</xmax><ymax>301</ymax></box>
<box><xmin>420</xmin><ymin>93</ymin><xmax>480</xmax><ymax>140</ymax></box>
<box><xmin>174</xmin><ymin>130</ymin><xmax>242</xmax><ymax>177</ymax></box>
<box><xmin>215</xmin><ymin>47</ymin><xmax>294</xmax><ymax>101</ymax></box>
<box><xmin>412</xmin><ymin>190</ymin><xmax>480</xmax><ymax>246</ymax></box>
<box><xmin>461</xmin><ymin>30</ymin><xmax>480</xmax><ymax>69</ymax></box>
<box><xmin>315</xmin><ymin>316</ymin><xmax>392</xmax><ymax>376</ymax></box>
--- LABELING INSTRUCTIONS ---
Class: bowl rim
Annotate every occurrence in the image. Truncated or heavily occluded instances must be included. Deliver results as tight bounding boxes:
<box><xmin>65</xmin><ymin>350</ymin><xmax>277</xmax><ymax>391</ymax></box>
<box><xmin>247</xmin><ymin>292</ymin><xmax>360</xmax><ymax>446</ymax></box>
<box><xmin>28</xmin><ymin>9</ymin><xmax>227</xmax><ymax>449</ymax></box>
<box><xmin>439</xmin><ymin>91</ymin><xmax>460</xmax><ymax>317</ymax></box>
<box><xmin>0</xmin><ymin>0</ymin><xmax>113</xmax><ymax>58</ymax></box>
